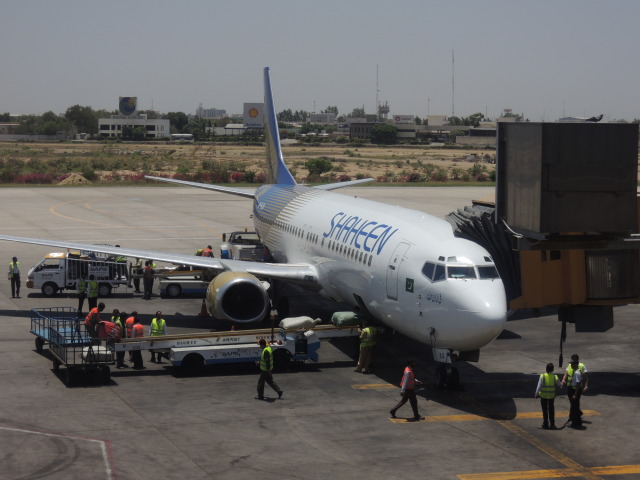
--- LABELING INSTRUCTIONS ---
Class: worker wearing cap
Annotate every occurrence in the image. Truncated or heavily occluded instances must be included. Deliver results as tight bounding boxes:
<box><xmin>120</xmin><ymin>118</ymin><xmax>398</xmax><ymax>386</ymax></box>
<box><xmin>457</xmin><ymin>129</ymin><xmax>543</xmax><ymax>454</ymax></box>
<box><xmin>535</xmin><ymin>362</ymin><xmax>562</xmax><ymax>429</ymax></box>
<box><xmin>149</xmin><ymin>311</ymin><xmax>167</xmax><ymax>363</ymax></box>
<box><xmin>561</xmin><ymin>353</ymin><xmax>589</xmax><ymax>429</ymax></box>
<box><xmin>8</xmin><ymin>256</ymin><xmax>20</xmax><ymax>298</ymax></box>
<box><xmin>256</xmin><ymin>339</ymin><xmax>283</xmax><ymax>400</ymax></box>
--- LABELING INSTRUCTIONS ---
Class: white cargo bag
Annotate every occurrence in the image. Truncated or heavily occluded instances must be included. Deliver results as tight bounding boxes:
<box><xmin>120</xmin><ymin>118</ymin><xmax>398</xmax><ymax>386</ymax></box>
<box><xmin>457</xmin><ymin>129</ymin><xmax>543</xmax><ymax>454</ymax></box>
<box><xmin>82</xmin><ymin>346</ymin><xmax>113</xmax><ymax>362</ymax></box>
<box><xmin>279</xmin><ymin>316</ymin><xmax>322</xmax><ymax>330</ymax></box>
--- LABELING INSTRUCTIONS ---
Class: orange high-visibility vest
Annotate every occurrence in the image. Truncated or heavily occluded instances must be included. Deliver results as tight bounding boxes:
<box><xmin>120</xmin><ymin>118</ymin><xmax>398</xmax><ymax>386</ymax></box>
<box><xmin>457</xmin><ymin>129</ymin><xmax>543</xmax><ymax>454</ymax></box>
<box><xmin>400</xmin><ymin>366</ymin><xmax>416</xmax><ymax>390</ymax></box>
<box><xmin>126</xmin><ymin>317</ymin><xmax>135</xmax><ymax>337</ymax></box>
<box><xmin>85</xmin><ymin>307</ymin><xmax>100</xmax><ymax>327</ymax></box>
<box><xmin>132</xmin><ymin>323</ymin><xmax>144</xmax><ymax>338</ymax></box>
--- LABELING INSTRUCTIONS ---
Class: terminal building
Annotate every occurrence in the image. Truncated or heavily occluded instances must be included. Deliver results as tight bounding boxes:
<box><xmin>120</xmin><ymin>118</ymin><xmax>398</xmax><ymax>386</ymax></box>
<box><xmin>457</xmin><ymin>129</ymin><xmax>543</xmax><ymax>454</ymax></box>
<box><xmin>98</xmin><ymin>96</ymin><xmax>170</xmax><ymax>139</ymax></box>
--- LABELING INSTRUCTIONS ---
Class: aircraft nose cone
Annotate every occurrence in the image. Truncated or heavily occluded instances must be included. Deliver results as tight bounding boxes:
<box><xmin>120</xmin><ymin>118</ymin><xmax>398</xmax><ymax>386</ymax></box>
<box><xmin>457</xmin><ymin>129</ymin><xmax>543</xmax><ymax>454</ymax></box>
<box><xmin>456</xmin><ymin>282</ymin><xmax>507</xmax><ymax>349</ymax></box>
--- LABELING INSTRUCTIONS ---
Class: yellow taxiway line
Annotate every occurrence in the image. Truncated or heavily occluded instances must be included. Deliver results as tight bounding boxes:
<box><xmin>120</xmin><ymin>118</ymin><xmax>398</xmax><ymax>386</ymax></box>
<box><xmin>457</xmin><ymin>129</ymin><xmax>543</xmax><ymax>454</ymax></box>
<box><xmin>457</xmin><ymin>464</ymin><xmax>640</xmax><ymax>480</ymax></box>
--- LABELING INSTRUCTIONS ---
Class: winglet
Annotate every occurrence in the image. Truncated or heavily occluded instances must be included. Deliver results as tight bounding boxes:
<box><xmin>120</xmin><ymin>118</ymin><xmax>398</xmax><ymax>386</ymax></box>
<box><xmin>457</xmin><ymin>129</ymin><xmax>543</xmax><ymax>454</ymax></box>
<box><xmin>264</xmin><ymin>67</ymin><xmax>296</xmax><ymax>186</ymax></box>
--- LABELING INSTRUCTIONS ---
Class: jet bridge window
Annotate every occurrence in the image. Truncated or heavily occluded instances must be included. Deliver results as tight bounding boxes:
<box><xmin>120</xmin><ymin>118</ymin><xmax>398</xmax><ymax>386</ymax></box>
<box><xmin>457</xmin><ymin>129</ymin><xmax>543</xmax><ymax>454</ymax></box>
<box><xmin>478</xmin><ymin>265</ymin><xmax>500</xmax><ymax>279</ymax></box>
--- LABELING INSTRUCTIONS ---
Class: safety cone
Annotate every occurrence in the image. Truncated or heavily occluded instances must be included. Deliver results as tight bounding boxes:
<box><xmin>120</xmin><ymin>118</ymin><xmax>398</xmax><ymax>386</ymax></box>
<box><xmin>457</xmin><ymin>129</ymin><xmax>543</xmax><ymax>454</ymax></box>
<box><xmin>198</xmin><ymin>299</ymin><xmax>209</xmax><ymax>317</ymax></box>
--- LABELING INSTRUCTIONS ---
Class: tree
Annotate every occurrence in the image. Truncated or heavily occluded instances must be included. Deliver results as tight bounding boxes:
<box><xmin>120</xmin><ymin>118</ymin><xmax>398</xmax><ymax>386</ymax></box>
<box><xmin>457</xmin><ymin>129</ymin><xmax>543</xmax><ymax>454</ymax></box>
<box><xmin>165</xmin><ymin>112</ymin><xmax>189</xmax><ymax>133</ymax></box>
<box><xmin>322</xmin><ymin>106</ymin><xmax>338</xmax><ymax>115</ymax></box>
<box><xmin>305</xmin><ymin>157</ymin><xmax>333</xmax><ymax>176</ymax></box>
<box><xmin>65</xmin><ymin>105</ymin><xmax>98</xmax><ymax>134</ymax></box>
<box><xmin>0</xmin><ymin>113</ymin><xmax>11</xmax><ymax>122</ymax></box>
<box><xmin>348</xmin><ymin>107</ymin><xmax>365</xmax><ymax>118</ymax></box>
<box><xmin>184</xmin><ymin>116</ymin><xmax>208</xmax><ymax>140</ymax></box>
<box><xmin>370</xmin><ymin>124</ymin><xmax>397</xmax><ymax>144</ymax></box>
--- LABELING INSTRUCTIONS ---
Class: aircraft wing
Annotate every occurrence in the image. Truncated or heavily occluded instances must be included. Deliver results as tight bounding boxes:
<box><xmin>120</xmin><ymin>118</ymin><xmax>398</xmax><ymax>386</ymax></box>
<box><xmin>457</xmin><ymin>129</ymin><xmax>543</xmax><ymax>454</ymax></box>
<box><xmin>312</xmin><ymin>177</ymin><xmax>375</xmax><ymax>190</ymax></box>
<box><xmin>144</xmin><ymin>176</ymin><xmax>255</xmax><ymax>199</ymax></box>
<box><xmin>0</xmin><ymin>235</ymin><xmax>318</xmax><ymax>286</ymax></box>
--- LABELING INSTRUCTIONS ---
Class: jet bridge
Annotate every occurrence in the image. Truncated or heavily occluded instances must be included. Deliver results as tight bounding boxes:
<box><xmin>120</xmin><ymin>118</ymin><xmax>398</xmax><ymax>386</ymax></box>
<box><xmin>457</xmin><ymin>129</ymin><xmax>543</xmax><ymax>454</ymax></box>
<box><xmin>447</xmin><ymin>122</ymin><xmax>640</xmax><ymax>333</ymax></box>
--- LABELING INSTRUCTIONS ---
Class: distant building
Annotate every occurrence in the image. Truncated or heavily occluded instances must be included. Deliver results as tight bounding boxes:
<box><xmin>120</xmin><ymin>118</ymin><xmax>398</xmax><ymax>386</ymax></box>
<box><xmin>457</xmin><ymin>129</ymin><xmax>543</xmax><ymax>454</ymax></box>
<box><xmin>308</xmin><ymin>113</ymin><xmax>336</xmax><ymax>124</ymax></box>
<box><xmin>98</xmin><ymin>114</ymin><xmax>170</xmax><ymax>139</ymax></box>
<box><xmin>196</xmin><ymin>105</ymin><xmax>226</xmax><ymax>119</ymax></box>
<box><xmin>349</xmin><ymin>122</ymin><xmax>379</xmax><ymax>139</ymax></box>
<box><xmin>0</xmin><ymin>123</ymin><xmax>19</xmax><ymax>134</ymax></box>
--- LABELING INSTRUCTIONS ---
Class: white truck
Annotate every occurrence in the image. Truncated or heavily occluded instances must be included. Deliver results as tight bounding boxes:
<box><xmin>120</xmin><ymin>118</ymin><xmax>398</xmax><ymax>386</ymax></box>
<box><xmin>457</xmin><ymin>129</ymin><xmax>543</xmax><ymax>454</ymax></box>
<box><xmin>27</xmin><ymin>251</ymin><xmax>131</xmax><ymax>297</ymax></box>
<box><xmin>220</xmin><ymin>231</ymin><xmax>270</xmax><ymax>262</ymax></box>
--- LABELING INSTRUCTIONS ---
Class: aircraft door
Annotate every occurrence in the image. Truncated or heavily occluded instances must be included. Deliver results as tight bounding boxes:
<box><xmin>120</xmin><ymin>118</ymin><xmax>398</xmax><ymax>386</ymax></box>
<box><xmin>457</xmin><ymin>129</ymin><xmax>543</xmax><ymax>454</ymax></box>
<box><xmin>386</xmin><ymin>242</ymin><xmax>410</xmax><ymax>300</ymax></box>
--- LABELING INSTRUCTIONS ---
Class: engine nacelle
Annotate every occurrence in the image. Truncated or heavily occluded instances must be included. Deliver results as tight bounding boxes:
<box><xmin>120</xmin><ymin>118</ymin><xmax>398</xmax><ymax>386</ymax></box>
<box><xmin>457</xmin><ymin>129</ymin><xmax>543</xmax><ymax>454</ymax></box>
<box><xmin>206</xmin><ymin>271</ymin><xmax>269</xmax><ymax>323</ymax></box>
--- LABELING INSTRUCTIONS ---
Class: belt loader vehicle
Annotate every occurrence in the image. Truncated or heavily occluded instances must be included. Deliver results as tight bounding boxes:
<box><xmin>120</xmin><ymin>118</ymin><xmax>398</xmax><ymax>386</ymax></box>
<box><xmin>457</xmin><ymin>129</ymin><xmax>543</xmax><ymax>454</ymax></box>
<box><xmin>115</xmin><ymin>324</ymin><xmax>359</xmax><ymax>374</ymax></box>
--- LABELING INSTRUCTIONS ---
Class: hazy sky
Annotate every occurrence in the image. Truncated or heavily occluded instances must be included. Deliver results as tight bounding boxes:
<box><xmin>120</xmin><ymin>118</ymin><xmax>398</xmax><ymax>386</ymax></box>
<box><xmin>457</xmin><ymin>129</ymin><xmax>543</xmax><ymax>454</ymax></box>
<box><xmin>2</xmin><ymin>1</ymin><xmax>639</xmax><ymax>121</ymax></box>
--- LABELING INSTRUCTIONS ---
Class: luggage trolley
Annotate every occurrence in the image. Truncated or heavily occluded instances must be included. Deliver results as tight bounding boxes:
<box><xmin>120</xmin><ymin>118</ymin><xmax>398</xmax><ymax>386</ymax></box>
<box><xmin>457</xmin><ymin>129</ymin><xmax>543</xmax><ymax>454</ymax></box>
<box><xmin>30</xmin><ymin>307</ymin><xmax>114</xmax><ymax>385</ymax></box>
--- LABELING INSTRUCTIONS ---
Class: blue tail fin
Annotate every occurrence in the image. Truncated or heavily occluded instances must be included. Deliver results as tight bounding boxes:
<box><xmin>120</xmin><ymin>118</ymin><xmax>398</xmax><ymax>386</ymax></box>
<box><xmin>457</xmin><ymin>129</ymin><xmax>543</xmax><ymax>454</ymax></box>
<box><xmin>264</xmin><ymin>67</ymin><xmax>296</xmax><ymax>186</ymax></box>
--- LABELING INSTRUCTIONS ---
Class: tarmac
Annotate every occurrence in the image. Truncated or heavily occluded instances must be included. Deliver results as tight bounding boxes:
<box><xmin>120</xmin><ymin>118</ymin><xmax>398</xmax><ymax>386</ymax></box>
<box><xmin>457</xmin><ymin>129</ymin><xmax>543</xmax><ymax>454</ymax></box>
<box><xmin>0</xmin><ymin>185</ymin><xmax>638</xmax><ymax>480</ymax></box>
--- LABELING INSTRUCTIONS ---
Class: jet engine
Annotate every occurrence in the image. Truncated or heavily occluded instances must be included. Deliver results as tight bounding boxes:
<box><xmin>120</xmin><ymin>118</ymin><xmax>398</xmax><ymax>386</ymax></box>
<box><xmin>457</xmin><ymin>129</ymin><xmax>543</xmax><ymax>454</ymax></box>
<box><xmin>205</xmin><ymin>271</ymin><xmax>270</xmax><ymax>323</ymax></box>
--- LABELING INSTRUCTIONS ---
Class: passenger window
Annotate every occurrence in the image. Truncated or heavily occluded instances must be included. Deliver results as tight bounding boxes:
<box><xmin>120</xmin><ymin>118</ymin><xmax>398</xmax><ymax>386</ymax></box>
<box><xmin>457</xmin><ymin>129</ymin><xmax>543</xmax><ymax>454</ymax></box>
<box><xmin>433</xmin><ymin>264</ymin><xmax>446</xmax><ymax>282</ymax></box>
<box><xmin>421</xmin><ymin>262</ymin><xmax>435</xmax><ymax>280</ymax></box>
<box><xmin>448</xmin><ymin>266</ymin><xmax>477</xmax><ymax>279</ymax></box>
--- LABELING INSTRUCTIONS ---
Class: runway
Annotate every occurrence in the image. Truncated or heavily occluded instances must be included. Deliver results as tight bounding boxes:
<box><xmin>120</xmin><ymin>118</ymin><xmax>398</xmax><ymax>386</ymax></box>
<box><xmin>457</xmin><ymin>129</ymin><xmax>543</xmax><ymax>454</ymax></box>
<box><xmin>0</xmin><ymin>186</ymin><xmax>638</xmax><ymax>480</ymax></box>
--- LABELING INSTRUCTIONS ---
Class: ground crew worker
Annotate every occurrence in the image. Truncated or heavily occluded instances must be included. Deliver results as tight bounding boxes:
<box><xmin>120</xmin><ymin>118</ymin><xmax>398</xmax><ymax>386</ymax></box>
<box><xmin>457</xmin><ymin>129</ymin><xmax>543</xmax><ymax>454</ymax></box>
<box><xmin>201</xmin><ymin>245</ymin><xmax>214</xmax><ymax>257</ymax></box>
<box><xmin>535</xmin><ymin>362</ymin><xmax>562</xmax><ymax>429</ymax></box>
<box><xmin>561</xmin><ymin>354</ymin><xmax>589</xmax><ymax>429</ymax></box>
<box><xmin>85</xmin><ymin>302</ymin><xmax>105</xmax><ymax>340</ymax></box>
<box><xmin>256</xmin><ymin>339</ymin><xmax>283</xmax><ymax>400</ymax></box>
<box><xmin>143</xmin><ymin>261</ymin><xmax>155</xmax><ymax>300</ymax></box>
<box><xmin>125</xmin><ymin>311</ymin><xmax>138</xmax><ymax>339</ymax></box>
<box><xmin>195</xmin><ymin>248</ymin><xmax>204</xmax><ymax>256</ymax></box>
<box><xmin>113</xmin><ymin>310</ymin><xmax>127</xmax><ymax>369</ymax></box>
<box><xmin>76</xmin><ymin>274</ymin><xmax>87</xmax><ymax>317</ymax></box>
<box><xmin>87</xmin><ymin>275</ymin><xmax>99</xmax><ymax>310</ymax></box>
<box><xmin>149</xmin><ymin>311</ymin><xmax>167</xmax><ymax>363</ymax></box>
<box><xmin>114</xmin><ymin>245</ymin><xmax>131</xmax><ymax>286</ymax></box>
<box><xmin>125</xmin><ymin>311</ymin><xmax>138</xmax><ymax>363</ymax></box>
<box><xmin>389</xmin><ymin>359</ymin><xmax>424</xmax><ymax>421</ymax></box>
<box><xmin>132</xmin><ymin>258</ymin><xmax>143</xmax><ymax>293</ymax></box>
<box><xmin>131</xmin><ymin>315</ymin><xmax>145</xmax><ymax>369</ymax></box>
<box><xmin>354</xmin><ymin>320</ymin><xmax>377</xmax><ymax>373</ymax></box>
<box><xmin>8</xmin><ymin>256</ymin><xmax>20</xmax><ymax>298</ymax></box>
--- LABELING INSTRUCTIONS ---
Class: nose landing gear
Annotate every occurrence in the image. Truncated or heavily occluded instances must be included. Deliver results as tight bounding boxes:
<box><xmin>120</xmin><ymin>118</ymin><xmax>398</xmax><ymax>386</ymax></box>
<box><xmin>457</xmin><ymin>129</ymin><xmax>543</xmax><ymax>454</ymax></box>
<box><xmin>434</xmin><ymin>364</ymin><xmax>460</xmax><ymax>390</ymax></box>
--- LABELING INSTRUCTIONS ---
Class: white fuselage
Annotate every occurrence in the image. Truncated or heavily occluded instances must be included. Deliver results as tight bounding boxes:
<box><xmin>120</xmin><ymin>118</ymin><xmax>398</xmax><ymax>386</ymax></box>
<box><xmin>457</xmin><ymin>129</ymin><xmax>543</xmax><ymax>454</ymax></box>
<box><xmin>253</xmin><ymin>184</ymin><xmax>507</xmax><ymax>352</ymax></box>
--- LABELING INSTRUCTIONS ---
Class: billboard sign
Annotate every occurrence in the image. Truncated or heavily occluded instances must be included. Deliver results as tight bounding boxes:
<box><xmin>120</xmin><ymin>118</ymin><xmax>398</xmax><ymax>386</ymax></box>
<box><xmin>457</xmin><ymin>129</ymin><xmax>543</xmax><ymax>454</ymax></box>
<box><xmin>119</xmin><ymin>97</ymin><xmax>137</xmax><ymax>116</ymax></box>
<box><xmin>393</xmin><ymin>115</ymin><xmax>414</xmax><ymax>124</ymax></box>
<box><xmin>243</xmin><ymin>103</ymin><xmax>264</xmax><ymax>128</ymax></box>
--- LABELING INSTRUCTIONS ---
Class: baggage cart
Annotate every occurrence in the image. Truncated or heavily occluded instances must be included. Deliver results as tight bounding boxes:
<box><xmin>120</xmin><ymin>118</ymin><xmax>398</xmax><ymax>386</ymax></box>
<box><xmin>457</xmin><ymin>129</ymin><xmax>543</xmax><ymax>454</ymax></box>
<box><xmin>30</xmin><ymin>307</ymin><xmax>114</xmax><ymax>385</ymax></box>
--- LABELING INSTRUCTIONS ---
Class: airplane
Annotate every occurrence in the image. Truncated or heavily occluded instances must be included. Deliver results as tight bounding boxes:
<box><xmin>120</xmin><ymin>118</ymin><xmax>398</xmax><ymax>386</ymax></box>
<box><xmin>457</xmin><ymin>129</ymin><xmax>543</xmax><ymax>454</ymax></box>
<box><xmin>0</xmin><ymin>67</ymin><xmax>507</xmax><ymax>386</ymax></box>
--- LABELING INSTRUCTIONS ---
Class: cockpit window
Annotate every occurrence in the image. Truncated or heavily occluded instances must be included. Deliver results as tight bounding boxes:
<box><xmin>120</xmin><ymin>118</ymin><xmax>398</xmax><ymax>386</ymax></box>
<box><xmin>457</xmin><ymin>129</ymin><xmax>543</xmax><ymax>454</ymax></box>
<box><xmin>478</xmin><ymin>265</ymin><xmax>500</xmax><ymax>279</ymax></box>
<box><xmin>447</xmin><ymin>266</ymin><xmax>477</xmax><ymax>279</ymax></box>
<box><xmin>421</xmin><ymin>262</ymin><xmax>435</xmax><ymax>280</ymax></box>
